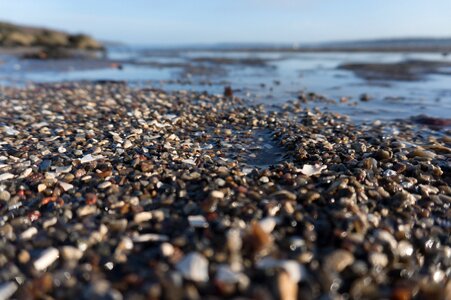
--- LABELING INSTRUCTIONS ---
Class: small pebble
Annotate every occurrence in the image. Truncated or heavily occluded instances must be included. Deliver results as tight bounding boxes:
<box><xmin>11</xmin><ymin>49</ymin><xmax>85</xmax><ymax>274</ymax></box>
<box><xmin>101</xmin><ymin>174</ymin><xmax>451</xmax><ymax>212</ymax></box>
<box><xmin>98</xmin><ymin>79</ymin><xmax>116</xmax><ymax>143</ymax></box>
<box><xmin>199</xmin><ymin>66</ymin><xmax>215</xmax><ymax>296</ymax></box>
<box><xmin>33</xmin><ymin>247</ymin><xmax>59</xmax><ymax>271</ymax></box>
<box><xmin>176</xmin><ymin>252</ymin><xmax>209</xmax><ymax>282</ymax></box>
<box><xmin>188</xmin><ymin>215</ymin><xmax>208</xmax><ymax>228</ymax></box>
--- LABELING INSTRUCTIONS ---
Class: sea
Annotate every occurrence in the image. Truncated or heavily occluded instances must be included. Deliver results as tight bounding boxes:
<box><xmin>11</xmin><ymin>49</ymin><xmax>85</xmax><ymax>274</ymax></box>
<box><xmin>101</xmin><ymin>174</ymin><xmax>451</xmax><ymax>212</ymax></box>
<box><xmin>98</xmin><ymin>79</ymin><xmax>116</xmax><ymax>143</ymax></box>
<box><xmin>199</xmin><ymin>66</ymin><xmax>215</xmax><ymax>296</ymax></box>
<box><xmin>1</xmin><ymin>45</ymin><xmax>450</xmax><ymax>124</ymax></box>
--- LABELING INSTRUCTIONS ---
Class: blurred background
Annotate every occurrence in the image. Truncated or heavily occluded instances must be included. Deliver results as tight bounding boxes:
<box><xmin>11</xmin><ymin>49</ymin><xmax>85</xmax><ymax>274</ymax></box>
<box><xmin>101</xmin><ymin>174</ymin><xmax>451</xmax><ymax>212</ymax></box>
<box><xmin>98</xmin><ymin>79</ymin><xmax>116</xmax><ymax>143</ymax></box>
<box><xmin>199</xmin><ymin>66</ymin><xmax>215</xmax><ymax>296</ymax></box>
<box><xmin>1</xmin><ymin>0</ymin><xmax>450</xmax><ymax>123</ymax></box>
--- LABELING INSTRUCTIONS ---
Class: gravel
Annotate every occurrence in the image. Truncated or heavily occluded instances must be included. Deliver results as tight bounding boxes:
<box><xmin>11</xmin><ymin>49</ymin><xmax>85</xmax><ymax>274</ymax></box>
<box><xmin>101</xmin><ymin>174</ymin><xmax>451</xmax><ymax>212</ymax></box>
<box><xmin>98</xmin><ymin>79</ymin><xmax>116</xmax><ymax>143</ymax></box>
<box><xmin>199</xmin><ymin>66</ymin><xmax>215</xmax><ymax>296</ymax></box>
<box><xmin>0</xmin><ymin>81</ymin><xmax>449</xmax><ymax>299</ymax></box>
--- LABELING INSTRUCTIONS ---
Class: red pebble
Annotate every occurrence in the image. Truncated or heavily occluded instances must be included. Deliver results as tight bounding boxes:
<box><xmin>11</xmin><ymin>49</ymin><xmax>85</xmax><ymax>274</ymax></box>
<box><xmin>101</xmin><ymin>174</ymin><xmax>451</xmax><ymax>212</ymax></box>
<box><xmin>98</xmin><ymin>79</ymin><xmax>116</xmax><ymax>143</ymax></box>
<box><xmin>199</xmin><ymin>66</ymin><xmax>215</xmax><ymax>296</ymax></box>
<box><xmin>28</xmin><ymin>210</ymin><xmax>41</xmax><ymax>222</ymax></box>
<box><xmin>85</xmin><ymin>193</ymin><xmax>97</xmax><ymax>205</ymax></box>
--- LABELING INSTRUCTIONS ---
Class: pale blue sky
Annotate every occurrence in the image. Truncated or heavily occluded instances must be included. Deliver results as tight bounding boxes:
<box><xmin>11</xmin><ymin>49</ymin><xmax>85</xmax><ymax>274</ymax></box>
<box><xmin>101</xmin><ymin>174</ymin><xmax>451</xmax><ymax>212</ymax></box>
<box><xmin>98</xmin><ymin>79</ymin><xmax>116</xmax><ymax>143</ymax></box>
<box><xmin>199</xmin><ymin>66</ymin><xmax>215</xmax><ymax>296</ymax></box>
<box><xmin>1</xmin><ymin>0</ymin><xmax>450</xmax><ymax>45</ymax></box>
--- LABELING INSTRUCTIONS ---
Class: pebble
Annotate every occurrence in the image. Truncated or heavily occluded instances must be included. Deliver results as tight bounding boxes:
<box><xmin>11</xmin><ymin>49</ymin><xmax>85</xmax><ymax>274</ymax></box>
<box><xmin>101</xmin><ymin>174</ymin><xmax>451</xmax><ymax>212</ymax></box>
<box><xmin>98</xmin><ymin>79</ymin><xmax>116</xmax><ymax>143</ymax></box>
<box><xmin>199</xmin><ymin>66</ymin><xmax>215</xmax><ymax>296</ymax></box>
<box><xmin>181</xmin><ymin>158</ymin><xmax>196</xmax><ymax>165</ymax></box>
<box><xmin>215</xmin><ymin>265</ymin><xmax>243</xmax><ymax>284</ymax></box>
<box><xmin>210</xmin><ymin>190</ymin><xmax>224</xmax><ymax>199</ymax></box>
<box><xmin>80</xmin><ymin>154</ymin><xmax>103</xmax><ymax>164</ymax></box>
<box><xmin>258</xmin><ymin>217</ymin><xmax>277</xmax><ymax>233</ymax></box>
<box><xmin>98</xmin><ymin>181</ymin><xmax>112</xmax><ymax>189</ymax></box>
<box><xmin>160</xmin><ymin>242</ymin><xmax>175</xmax><ymax>257</ymax></box>
<box><xmin>59</xmin><ymin>181</ymin><xmax>74</xmax><ymax>191</ymax></box>
<box><xmin>278</xmin><ymin>271</ymin><xmax>297</xmax><ymax>300</ymax></box>
<box><xmin>383</xmin><ymin>169</ymin><xmax>397</xmax><ymax>177</ymax></box>
<box><xmin>260</xmin><ymin>258</ymin><xmax>307</xmax><ymax>282</ymax></box>
<box><xmin>54</xmin><ymin>165</ymin><xmax>72</xmax><ymax>174</ymax></box>
<box><xmin>369</xmin><ymin>252</ymin><xmax>388</xmax><ymax>268</ymax></box>
<box><xmin>375</xmin><ymin>230</ymin><xmax>398</xmax><ymax>250</ymax></box>
<box><xmin>60</xmin><ymin>246</ymin><xmax>83</xmax><ymax>261</ymax></box>
<box><xmin>58</xmin><ymin>146</ymin><xmax>67</xmax><ymax>153</ymax></box>
<box><xmin>259</xmin><ymin>176</ymin><xmax>269</xmax><ymax>183</ymax></box>
<box><xmin>323</xmin><ymin>249</ymin><xmax>355</xmax><ymax>272</ymax></box>
<box><xmin>37</xmin><ymin>183</ymin><xmax>47</xmax><ymax>192</ymax></box>
<box><xmin>20</xmin><ymin>227</ymin><xmax>38</xmax><ymax>240</ymax></box>
<box><xmin>0</xmin><ymin>190</ymin><xmax>10</xmax><ymax>201</ymax></box>
<box><xmin>19</xmin><ymin>167</ymin><xmax>32</xmax><ymax>178</ymax></box>
<box><xmin>133</xmin><ymin>211</ymin><xmax>153</xmax><ymax>223</ymax></box>
<box><xmin>42</xmin><ymin>217</ymin><xmax>57</xmax><ymax>228</ymax></box>
<box><xmin>123</xmin><ymin>140</ymin><xmax>133</xmax><ymax>149</ymax></box>
<box><xmin>132</xmin><ymin>233</ymin><xmax>169</xmax><ymax>242</ymax></box>
<box><xmin>0</xmin><ymin>282</ymin><xmax>18</xmax><ymax>300</ymax></box>
<box><xmin>77</xmin><ymin>205</ymin><xmax>97</xmax><ymax>217</ymax></box>
<box><xmin>271</xmin><ymin>190</ymin><xmax>297</xmax><ymax>201</ymax></box>
<box><xmin>0</xmin><ymin>173</ymin><xmax>14</xmax><ymax>181</ymax></box>
<box><xmin>0</xmin><ymin>83</ymin><xmax>448</xmax><ymax>299</ymax></box>
<box><xmin>176</xmin><ymin>252</ymin><xmax>209</xmax><ymax>282</ymax></box>
<box><xmin>33</xmin><ymin>247</ymin><xmax>59</xmax><ymax>271</ymax></box>
<box><xmin>397</xmin><ymin>240</ymin><xmax>414</xmax><ymax>257</ymax></box>
<box><xmin>300</xmin><ymin>164</ymin><xmax>326</xmax><ymax>176</ymax></box>
<box><xmin>188</xmin><ymin>215</ymin><xmax>208</xmax><ymax>228</ymax></box>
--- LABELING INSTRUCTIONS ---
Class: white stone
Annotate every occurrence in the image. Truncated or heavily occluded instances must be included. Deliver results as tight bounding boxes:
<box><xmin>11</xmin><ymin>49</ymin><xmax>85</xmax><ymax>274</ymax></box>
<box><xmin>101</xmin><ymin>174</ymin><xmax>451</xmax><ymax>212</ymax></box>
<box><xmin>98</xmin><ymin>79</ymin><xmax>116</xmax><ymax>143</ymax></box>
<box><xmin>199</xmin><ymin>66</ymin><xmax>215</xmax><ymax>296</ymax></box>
<box><xmin>181</xmin><ymin>158</ymin><xmax>196</xmax><ymax>165</ymax></box>
<box><xmin>369</xmin><ymin>252</ymin><xmax>388</xmax><ymax>267</ymax></box>
<box><xmin>124</xmin><ymin>140</ymin><xmax>133</xmax><ymax>149</ymax></box>
<box><xmin>98</xmin><ymin>181</ymin><xmax>112</xmax><ymax>189</ymax></box>
<box><xmin>80</xmin><ymin>154</ymin><xmax>104</xmax><ymax>164</ymax></box>
<box><xmin>258</xmin><ymin>217</ymin><xmax>277</xmax><ymax>234</ymax></box>
<box><xmin>58</xmin><ymin>146</ymin><xmax>67</xmax><ymax>153</ymax></box>
<box><xmin>77</xmin><ymin>205</ymin><xmax>97</xmax><ymax>217</ymax></box>
<box><xmin>0</xmin><ymin>173</ymin><xmax>14</xmax><ymax>182</ymax></box>
<box><xmin>176</xmin><ymin>252</ymin><xmax>209</xmax><ymax>282</ymax></box>
<box><xmin>0</xmin><ymin>282</ymin><xmax>18</xmax><ymax>300</ymax></box>
<box><xmin>210</xmin><ymin>190</ymin><xmax>224</xmax><ymax>199</ymax></box>
<box><xmin>3</xmin><ymin>126</ymin><xmax>20</xmax><ymax>136</ymax></box>
<box><xmin>257</xmin><ymin>257</ymin><xmax>307</xmax><ymax>283</ymax></box>
<box><xmin>132</xmin><ymin>233</ymin><xmax>169</xmax><ymax>243</ymax></box>
<box><xmin>279</xmin><ymin>260</ymin><xmax>307</xmax><ymax>283</ymax></box>
<box><xmin>20</xmin><ymin>227</ymin><xmax>38</xmax><ymax>240</ymax></box>
<box><xmin>215</xmin><ymin>265</ymin><xmax>244</xmax><ymax>284</ymax></box>
<box><xmin>242</xmin><ymin>167</ymin><xmax>254</xmax><ymax>175</ymax></box>
<box><xmin>80</xmin><ymin>154</ymin><xmax>95</xmax><ymax>164</ymax></box>
<box><xmin>38</xmin><ymin>183</ymin><xmax>47</xmax><ymax>192</ymax></box>
<box><xmin>160</xmin><ymin>242</ymin><xmax>175</xmax><ymax>257</ymax></box>
<box><xmin>299</xmin><ymin>164</ymin><xmax>326</xmax><ymax>176</ymax></box>
<box><xmin>397</xmin><ymin>240</ymin><xmax>414</xmax><ymax>257</ymax></box>
<box><xmin>259</xmin><ymin>176</ymin><xmax>269</xmax><ymax>183</ymax></box>
<box><xmin>59</xmin><ymin>182</ymin><xmax>74</xmax><ymax>191</ymax></box>
<box><xmin>188</xmin><ymin>215</ymin><xmax>208</xmax><ymax>228</ymax></box>
<box><xmin>54</xmin><ymin>165</ymin><xmax>72</xmax><ymax>174</ymax></box>
<box><xmin>60</xmin><ymin>246</ymin><xmax>83</xmax><ymax>261</ymax></box>
<box><xmin>43</xmin><ymin>217</ymin><xmax>57</xmax><ymax>229</ymax></box>
<box><xmin>33</xmin><ymin>248</ymin><xmax>59</xmax><ymax>271</ymax></box>
<box><xmin>19</xmin><ymin>168</ymin><xmax>33</xmax><ymax>178</ymax></box>
<box><xmin>134</xmin><ymin>212</ymin><xmax>153</xmax><ymax>223</ymax></box>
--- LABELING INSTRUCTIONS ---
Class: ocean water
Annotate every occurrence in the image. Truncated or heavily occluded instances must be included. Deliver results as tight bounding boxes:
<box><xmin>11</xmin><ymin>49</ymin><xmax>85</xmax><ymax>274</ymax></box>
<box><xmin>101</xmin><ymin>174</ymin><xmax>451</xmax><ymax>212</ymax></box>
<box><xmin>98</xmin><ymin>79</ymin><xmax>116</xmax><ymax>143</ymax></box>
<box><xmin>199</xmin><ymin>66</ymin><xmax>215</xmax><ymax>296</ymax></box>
<box><xmin>1</xmin><ymin>46</ymin><xmax>450</xmax><ymax>123</ymax></box>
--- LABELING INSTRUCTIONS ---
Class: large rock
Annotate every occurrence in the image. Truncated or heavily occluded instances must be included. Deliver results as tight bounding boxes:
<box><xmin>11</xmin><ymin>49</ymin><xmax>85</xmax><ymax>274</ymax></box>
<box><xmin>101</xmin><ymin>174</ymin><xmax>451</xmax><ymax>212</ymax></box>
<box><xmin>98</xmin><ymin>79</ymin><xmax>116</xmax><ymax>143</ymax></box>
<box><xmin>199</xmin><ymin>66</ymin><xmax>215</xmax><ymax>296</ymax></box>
<box><xmin>68</xmin><ymin>34</ymin><xmax>103</xmax><ymax>50</ymax></box>
<box><xmin>0</xmin><ymin>21</ymin><xmax>103</xmax><ymax>50</ymax></box>
<box><xmin>36</xmin><ymin>30</ymin><xmax>69</xmax><ymax>47</ymax></box>
<box><xmin>2</xmin><ymin>31</ymin><xmax>36</xmax><ymax>46</ymax></box>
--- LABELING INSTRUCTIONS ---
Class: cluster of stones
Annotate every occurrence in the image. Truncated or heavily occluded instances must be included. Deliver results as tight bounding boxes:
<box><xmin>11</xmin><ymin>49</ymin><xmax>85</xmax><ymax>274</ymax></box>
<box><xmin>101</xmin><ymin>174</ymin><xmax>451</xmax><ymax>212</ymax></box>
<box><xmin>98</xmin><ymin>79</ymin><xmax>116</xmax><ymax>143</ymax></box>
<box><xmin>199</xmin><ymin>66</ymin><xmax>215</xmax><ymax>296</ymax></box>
<box><xmin>0</xmin><ymin>82</ymin><xmax>449</xmax><ymax>299</ymax></box>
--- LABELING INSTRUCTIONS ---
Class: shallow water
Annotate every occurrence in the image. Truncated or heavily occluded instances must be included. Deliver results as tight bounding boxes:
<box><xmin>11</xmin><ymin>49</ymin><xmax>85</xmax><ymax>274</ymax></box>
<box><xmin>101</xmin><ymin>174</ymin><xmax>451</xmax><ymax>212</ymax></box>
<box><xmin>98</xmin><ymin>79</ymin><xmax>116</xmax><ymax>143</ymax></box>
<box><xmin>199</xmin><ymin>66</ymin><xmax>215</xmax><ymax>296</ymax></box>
<box><xmin>1</xmin><ymin>47</ymin><xmax>450</xmax><ymax>123</ymax></box>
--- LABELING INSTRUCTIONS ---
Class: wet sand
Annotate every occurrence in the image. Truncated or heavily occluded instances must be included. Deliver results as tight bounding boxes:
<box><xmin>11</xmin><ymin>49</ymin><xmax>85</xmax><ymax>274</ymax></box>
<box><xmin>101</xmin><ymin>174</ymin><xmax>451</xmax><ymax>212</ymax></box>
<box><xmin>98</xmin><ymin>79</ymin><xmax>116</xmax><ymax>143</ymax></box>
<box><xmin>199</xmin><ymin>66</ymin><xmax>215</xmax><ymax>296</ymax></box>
<box><xmin>339</xmin><ymin>60</ymin><xmax>451</xmax><ymax>81</ymax></box>
<box><xmin>0</xmin><ymin>82</ymin><xmax>450</xmax><ymax>299</ymax></box>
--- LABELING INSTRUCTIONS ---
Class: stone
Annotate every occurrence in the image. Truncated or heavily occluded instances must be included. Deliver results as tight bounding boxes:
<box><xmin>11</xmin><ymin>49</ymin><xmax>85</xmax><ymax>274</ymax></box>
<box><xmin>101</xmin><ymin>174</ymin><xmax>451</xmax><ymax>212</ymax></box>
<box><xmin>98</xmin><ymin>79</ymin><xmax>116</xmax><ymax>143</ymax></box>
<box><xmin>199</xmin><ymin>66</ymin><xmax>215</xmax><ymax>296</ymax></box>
<box><xmin>33</xmin><ymin>247</ymin><xmax>59</xmax><ymax>271</ymax></box>
<box><xmin>176</xmin><ymin>252</ymin><xmax>209</xmax><ymax>282</ymax></box>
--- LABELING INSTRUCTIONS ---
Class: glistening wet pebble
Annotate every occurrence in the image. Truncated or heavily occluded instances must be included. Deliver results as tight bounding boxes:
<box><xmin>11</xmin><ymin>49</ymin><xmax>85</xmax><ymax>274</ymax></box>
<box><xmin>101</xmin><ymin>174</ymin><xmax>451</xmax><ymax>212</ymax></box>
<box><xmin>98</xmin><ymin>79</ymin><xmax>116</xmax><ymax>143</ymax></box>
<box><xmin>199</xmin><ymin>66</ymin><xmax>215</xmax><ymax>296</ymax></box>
<box><xmin>0</xmin><ymin>82</ymin><xmax>450</xmax><ymax>299</ymax></box>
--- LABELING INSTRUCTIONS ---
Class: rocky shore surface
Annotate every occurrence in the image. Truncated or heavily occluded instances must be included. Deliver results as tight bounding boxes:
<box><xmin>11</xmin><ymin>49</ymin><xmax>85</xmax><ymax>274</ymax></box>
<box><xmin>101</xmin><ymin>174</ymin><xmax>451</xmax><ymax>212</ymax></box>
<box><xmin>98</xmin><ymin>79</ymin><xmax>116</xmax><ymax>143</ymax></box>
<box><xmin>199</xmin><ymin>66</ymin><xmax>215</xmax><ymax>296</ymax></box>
<box><xmin>0</xmin><ymin>82</ymin><xmax>450</xmax><ymax>299</ymax></box>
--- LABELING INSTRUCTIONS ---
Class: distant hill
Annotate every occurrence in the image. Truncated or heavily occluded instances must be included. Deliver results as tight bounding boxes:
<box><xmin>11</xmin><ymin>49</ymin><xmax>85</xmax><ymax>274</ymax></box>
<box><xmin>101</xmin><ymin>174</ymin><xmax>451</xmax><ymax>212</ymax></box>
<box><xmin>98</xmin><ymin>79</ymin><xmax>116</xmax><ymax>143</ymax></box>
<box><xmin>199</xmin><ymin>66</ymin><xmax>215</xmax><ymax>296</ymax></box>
<box><xmin>154</xmin><ymin>38</ymin><xmax>451</xmax><ymax>53</ymax></box>
<box><xmin>316</xmin><ymin>37</ymin><xmax>451</xmax><ymax>51</ymax></box>
<box><xmin>0</xmin><ymin>21</ymin><xmax>103</xmax><ymax>50</ymax></box>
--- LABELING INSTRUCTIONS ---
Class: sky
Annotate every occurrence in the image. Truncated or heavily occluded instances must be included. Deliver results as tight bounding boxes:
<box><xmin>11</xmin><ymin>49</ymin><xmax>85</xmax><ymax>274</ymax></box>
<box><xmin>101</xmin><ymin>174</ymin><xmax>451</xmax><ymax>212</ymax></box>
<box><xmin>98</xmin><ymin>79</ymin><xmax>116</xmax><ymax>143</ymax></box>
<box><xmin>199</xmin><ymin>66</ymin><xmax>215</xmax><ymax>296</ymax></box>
<box><xmin>1</xmin><ymin>0</ymin><xmax>450</xmax><ymax>45</ymax></box>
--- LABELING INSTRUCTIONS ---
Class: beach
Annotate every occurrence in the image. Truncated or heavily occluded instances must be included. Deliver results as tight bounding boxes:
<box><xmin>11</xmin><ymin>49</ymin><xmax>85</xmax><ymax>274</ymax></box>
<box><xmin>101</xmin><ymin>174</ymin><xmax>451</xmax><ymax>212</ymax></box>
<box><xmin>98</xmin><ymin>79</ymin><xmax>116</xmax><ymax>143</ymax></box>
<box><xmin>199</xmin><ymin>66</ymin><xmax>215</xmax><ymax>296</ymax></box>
<box><xmin>0</xmin><ymin>80</ymin><xmax>450</xmax><ymax>299</ymax></box>
<box><xmin>1</xmin><ymin>17</ymin><xmax>451</xmax><ymax>299</ymax></box>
